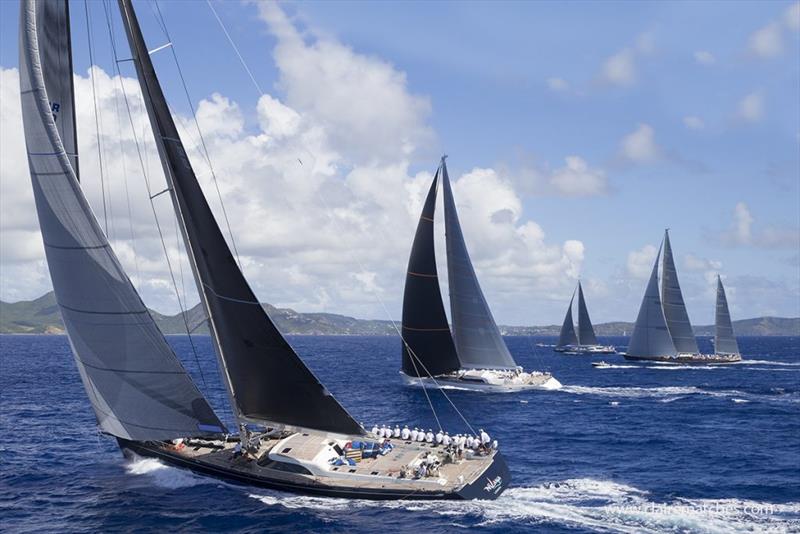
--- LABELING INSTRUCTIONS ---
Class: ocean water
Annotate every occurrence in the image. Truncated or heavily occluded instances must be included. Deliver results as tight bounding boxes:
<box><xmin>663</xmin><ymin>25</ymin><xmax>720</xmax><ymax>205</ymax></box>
<box><xmin>1</xmin><ymin>334</ymin><xmax>798</xmax><ymax>533</ymax></box>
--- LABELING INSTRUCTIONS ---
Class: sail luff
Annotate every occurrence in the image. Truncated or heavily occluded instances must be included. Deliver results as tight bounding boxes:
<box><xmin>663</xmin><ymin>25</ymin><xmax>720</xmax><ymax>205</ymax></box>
<box><xmin>117</xmin><ymin>0</ymin><xmax>364</xmax><ymax>436</ymax></box>
<box><xmin>401</xmin><ymin>167</ymin><xmax>461</xmax><ymax>376</ymax></box>
<box><xmin>626</xmin><ymin>244</ymin><xmax>677</xmax><ymax>357</ymax></box>
<box><xmin>661</xmin><ymin>230</ymin><xmax>699</xmax><ymax>354</ymax></box>
<box><xmin>19</xmin><ymin>0</ymin><xmax>224</xmax><ymax>441</ymax></box>
<box><xmin>715</xmin><ymin>276</ymin><xmax>740</xmax><ymax>355</ymax></box>
<box><xmin>441</xmin><ymin>159</ymin><xmax>517</xmax><ymax>370</ymax></box>
<box><xmin>576</xmin><ymin>281</ymin><xmax>598</xmax><ymax>346</ymax></box>
<box><xmin>556</xmin><ymin>292</ymin><xmax>578</xmax><ymax>348</ymax></box>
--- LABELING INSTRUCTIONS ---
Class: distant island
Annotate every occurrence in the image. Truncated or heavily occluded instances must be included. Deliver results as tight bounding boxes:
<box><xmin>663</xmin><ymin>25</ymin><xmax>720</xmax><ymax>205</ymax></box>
<box><xmin>1</xmin><ymin>291</ymin><xmax>798</xmax><ymax>337</ymax></box>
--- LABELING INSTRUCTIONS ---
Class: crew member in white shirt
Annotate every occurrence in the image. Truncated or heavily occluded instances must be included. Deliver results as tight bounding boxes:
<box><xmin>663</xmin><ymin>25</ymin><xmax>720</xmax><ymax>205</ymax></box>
<box><xmin>401</xmin><ymin>425</ymin><xmax>411</xmax><ymax>440</ymax></box>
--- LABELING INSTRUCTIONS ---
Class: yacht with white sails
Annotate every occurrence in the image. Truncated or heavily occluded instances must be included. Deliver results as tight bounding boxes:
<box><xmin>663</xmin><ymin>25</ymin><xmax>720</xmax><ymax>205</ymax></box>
<box><xmin>624</xmin><ymin>230</ymin><xmax>742</xmax><ymax>364</ymax></box>
<box><xmin>399</xmin><ymin>159</ymin><xmax>561</xmax><ymax>391</ymax></box>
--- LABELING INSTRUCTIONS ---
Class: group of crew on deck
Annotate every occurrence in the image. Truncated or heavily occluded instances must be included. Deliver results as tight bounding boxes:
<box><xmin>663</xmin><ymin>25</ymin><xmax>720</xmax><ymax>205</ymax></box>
<box><xmin>370</xmin><ymin>424</ymin><xmax>497</xmax><ymax>456</ymax></box>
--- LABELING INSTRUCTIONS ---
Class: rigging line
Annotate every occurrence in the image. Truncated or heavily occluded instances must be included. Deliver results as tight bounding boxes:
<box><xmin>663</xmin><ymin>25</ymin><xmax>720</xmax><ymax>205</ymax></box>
<box><xmin>205</xmin><ymin>0</ymin><xmax>264</xmax><ymax>96</ymax></box>
<box><xmin>83</xmin><ymin>0</ymin><xmax>109</xmax><ymax>237</ymax></box>
<box><xmin>101</xmin><ymin>0</ymin><xmax>207</xmax><ymax>387</ymax></box>
<box><xmin>150</xmin><ymin>0</ymin><xmax>244</xmax><ymax>272</ymax></box>
<box><xmin>206</xmin><ymin>4</ymin><xmax>478</xmax><ymax>435</ymax></box>
<box><xmin>103</xmin><ymin>4</ymin><xmax>141</xmax><ymax>284</ymax></box>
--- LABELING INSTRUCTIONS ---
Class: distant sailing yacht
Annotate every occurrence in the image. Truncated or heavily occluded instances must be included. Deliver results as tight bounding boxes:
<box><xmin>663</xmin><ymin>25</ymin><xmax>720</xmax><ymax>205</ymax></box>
<box><xmin>624</xmin><ymin>230</ymin><xmax>741</xmax><ymax>364</ymax></box>
<box><xmin>400</xmin><ymin>158</ymin><xmax>561</xmax><ymax>391</ymax></box>
<box><xmin>20</xmin><ymin>0</ymin><xmax>509</xmax><ymax>500</ymax></box>
<box><xmin>554</xmin><ymin>281</ymin><xmax>616</xmax><ymax>354</ymax></box>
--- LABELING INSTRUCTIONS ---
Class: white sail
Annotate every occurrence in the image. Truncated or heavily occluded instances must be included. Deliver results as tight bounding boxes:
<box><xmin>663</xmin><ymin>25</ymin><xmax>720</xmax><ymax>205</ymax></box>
<box><xmin>19</xmin><ymin>0</ymin><xmax>224</xmax><ymax>441</ymax></box>
<box><xmin>441</xmin><ymin>160</ymin><xmax>517</xmax><ymax>370</ymax></box>
<box><xmin>627</xmin><ymin>244</ymin><xmax>677</xmax><ymax>358</ymax></box>
<box><xmin>715</xmin><ymin>276</ymin><xmax>740</xmax><ymax>355</ymax></box>
<box><xmin>661</xmin><ymin>230</ymin><xmax>699</xmax><ymax>354</ymax></box>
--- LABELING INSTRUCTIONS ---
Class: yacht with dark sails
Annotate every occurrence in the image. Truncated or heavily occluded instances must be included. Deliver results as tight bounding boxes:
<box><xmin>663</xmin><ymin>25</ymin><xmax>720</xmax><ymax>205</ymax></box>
<box><xmin>20</xmin><ymin>0</ymin><xmax>509</xmax><ymax>500</ymax></box>
<box><xmin>624</xmin><ymin>230</ymin><xmax>741</xmax><ymax>364</ymax></box>
<box><xmin>554</xmin><ymin>281</ymin><xmax>615</xmax><ymax>354</ymax></box>
<box><xmin>400</xmin><ymin>159</ymin><xmax>561</xmax><ymax>391</ymax></box>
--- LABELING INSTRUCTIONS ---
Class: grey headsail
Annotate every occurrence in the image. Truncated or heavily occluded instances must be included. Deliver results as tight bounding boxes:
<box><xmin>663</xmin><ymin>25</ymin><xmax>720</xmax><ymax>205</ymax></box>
<box><xmin>576</xmin><ymin>281</ymin><xmax>598</xmax><ymax>346</ymax></box>
<box><xmin>118</xmin><ymin>0</ymin><xmax>363</xmax><ymax>436</ymax></box>
<box><xmin>19</xmin><ymin>0</ymin><xmax>225</xmax><ymax>441</ymax></box>
<box><xmin>33</xmin><ymin>0</ymin><xmax>78</xmax><ymax>180</ymax></box>
<box><xmin>661</xmin><ymin>230</ymin><xmax>698</xmax><ymax>354</ymax></box>
<box><xmin>557</xmin><ymin>291</ymin><xmax>578</xmax><ymax>348</ymax></box>
<box><xmin>627</xmin><ymin>244</ymin><xmax>677</xmax><ymax>357</ymax></box>
<box><xmin>715</xmin><ymin>276</ymin><xmax>740</xmax><ymax>355</ymax></box>
<box><xmin>441</xmin><ymin>159</ymin><xmax>517</xmax><ymax>370</ymax></box>
<box><xmin>401</xmin><ymin>168</ymin><xmax>460</xmax><ymax>377</ymax></box>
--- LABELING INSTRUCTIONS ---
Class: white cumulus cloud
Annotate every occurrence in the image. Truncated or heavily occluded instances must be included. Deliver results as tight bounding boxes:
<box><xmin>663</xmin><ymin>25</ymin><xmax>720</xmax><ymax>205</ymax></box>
<box><xmin>549</xmin><ymin>156</ymin><xmax>608</xmax><ymax>196</ymax></box>
<box><xmin>737</xmin><ymin>92</ymin><xmax>764</xmax><ymax>122</ymax></box>
<box><xmin>694</xmin><ymin>50</ymin><xmax>715</xmax><ymax>64</ymax></box>
<box><xmin>619</xmin><ymin>123</ymin><xmax>660</xmax><ymax>163</ymax></box>
<box><xmin>627</xmin><ymin>244</ymin><xmax>658</xmax><ymax>279</ymax></box>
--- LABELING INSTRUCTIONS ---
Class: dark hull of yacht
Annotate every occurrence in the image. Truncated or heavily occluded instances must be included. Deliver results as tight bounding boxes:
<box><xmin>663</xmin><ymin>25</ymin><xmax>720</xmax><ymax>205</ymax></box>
<box><xmin>117</xmin><ymin>438</ymin><xmax>510</xmax><ymax>501</ymax></box>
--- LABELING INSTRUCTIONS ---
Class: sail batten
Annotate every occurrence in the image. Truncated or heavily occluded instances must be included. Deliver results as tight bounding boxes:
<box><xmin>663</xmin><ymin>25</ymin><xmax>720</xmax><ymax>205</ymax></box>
<box><xmin>715</xmin><ymin>277</ymin><xmax>740</xmax><ymax>355</ymax></box>
<box><xmin>661</xmin><ymin>231</ymin><xmax>699</xmax><ymax>354</ymax></box>
<box><xmin>576</xmin><ymin>281</ymin><xmax>598</xmax><ymax>345</ymax></box>
<box><xmin>627</xmin><ymin>245</ymin><xmax>677</xmax><ymax>358</ymax></box>
<box><xmin>117</xmin><ymin>0</ymin><xmax>363</xmax><ymax>436</ymax></box>
<box><xmin>441</xmin><ymin>161</ymin><xmax>517</xmax><ymax>370</ymax></box>
<box><xmin>401</xmin><ymin>168</ymin><xmax>461</xmax><ymax>377</ymax></box>
<box><xmin>19</xmin><ymin>0</ymin><xmax>224</xmax><ymax>441</ymax></box>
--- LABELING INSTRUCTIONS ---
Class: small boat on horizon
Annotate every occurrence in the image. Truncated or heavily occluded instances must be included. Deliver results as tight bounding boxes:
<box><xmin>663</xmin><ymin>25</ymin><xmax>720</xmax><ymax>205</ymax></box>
<box><xmin>624</xmin><ymin>230</ymin><xmax>742</xmax><ymax>365</ymax></box>
<box><xmin>554</xmin><ymin>281</ymin><xmax>616</xmax><ymax>355</ymax></box>
<box><xmin>19</xmin><ymin>0</ymin><xmax>508</xmax><ymax>500</ymax></box>
<box><xmin>399</xmin><ymin>158</ymin><xmax>561</xmax><ymax>392</ymax></box>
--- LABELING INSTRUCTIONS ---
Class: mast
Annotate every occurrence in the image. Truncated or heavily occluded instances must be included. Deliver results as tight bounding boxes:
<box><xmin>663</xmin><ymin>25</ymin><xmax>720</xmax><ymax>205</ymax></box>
<box><xmin>576</xmin><ymin>281</ymin><xmax>598</xmax><ymax>346</ymax></box>
<box><xmin>441</xmin><ymin>158</ymin><xmax>517</xmax><ymax>370</ymax></box>
<box><xmin>714</xmin><ymin>276</ymin><xmax>740</xmax><ymax>355</ymax></box>
<box><xmin>627</xmin><ymin>243</ymin><xmax>677</xmax><ymax>358</ymax></box>
<box><xmin>19</xmin><ymin>0</ymin><xmax>224</xmax><ymax>440</ymax></box>
<box><xmin>661</xmin><ymin>230</ymin><xmax>699</xmax><ymax>354</ymax></box>
<box><xmin>401</xmin><ymin>164</ymin><xmax>460</xmax><ymax>376</ymax></box>
<box><xmin>117</xmin><ymin>0</ymin><xmax>363</xmax><ymax>436</ymax></box>
<box><xmin>556</xmin><ymin>290</ymin><xmax>578</xmax><ymax>348</ymax></box>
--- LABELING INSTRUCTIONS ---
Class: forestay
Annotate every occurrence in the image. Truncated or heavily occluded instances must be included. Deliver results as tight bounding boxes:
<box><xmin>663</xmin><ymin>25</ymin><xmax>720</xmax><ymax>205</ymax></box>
<box><xmin>117</xmin><ymin>0</ymin><xmax>363</xmax><ymax>436</ymax></box>
<box><xmin>715</xmin><ymin>276</ymin><xmax>740</xmax><ymax>355</ymax></box>
<box><xmin>441</xmin><ymin>161</ymin><xmax>517</xmax><ymax>370</ymax></box>
<box><xmin>401</xmin><ymin>168</ymin><xmax>461</xmax><ymax>377</ymax></box>
<box><xmin>627</xmin><ymin>245</ymin><xmax>677</xmax><ymax>358</ymax></box>
<box><xmin>19</xmin><ymin>0</ymin><xmax>225</xmax><ymax>441</ymax></box>
<box><xmin>661</xmin><ymin>231</ymin><xmax>699</xmax><ymax>354</ymax></box>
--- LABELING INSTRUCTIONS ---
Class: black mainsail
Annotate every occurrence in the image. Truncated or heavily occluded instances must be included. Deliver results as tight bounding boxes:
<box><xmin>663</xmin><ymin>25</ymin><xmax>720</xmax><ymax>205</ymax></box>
<box><xmin>715</xmin><ymin>276</ymin><xmax>740</xmax><ymax>356</ymax></box>
<box><xmin>661</xmin><ymin>230</ymin><xmax>699</xmax><ymax>354</ymax></box>
<box><xmin>626</xmin><ymin>244</ymin><xmax>677</xmax><ymax>358</ymax></box>
<box><xmin>576</xmin><ymin>281</ymin><xmax>598</xmax><ymax>345</ymax></box>
<box><xmin>118</xmin><ymin>0</ymin><xmax>363</xmax><ymax>436</ymax></box>
<box><xmin>19</xmin><ymin>0</ymin><xmax>224</xmax><ymax>441</ymax></box>
<box><xmin>401</xmin><ymin>168</ymin><xmax>460</xmax><ymax>377</ymax></box>
<box><xmin>557</xmin><ymin>291</ymin><xmax>578</xmax><ymax>348</ymax></box>
<box><xmin>441</xmin><ymin>160</ymin><xmax>517</xmax><ymax>370</ymax></box>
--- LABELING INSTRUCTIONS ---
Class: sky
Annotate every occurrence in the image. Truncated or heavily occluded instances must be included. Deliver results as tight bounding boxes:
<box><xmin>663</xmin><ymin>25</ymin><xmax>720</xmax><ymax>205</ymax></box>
<box><xmin>0</xmin><ymin>0</ymin><xmax>798</xmax><ymax>327</ymax></box>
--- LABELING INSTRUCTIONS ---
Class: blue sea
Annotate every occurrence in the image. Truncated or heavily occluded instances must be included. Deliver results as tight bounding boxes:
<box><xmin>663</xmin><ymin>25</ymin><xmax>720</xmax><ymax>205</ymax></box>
<box><xmin>1</xmin><ymin>334</ymin><xmax>798</xmax><ymax>533</ymax></box>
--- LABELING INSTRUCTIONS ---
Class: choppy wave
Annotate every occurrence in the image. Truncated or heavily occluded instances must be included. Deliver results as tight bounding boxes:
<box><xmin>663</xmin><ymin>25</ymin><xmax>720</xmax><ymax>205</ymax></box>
<box><xmin>732</xmin><ymin>359</ymin><xmax>800</xmax><ymax>367</ymax></box>
<box><xmin>124</xmin><ymin>457</ymin><xmax>210</xmax><ymax>489</ymax></box>
<box><xmin>248</xmin><ymin>478</ymin><xmax>800</xmax><ymax>533</ymax></box>
<box><xmin>560</xmin><ymin>385</ymin><xmax>799</xmax><ymax>404</ymax></box>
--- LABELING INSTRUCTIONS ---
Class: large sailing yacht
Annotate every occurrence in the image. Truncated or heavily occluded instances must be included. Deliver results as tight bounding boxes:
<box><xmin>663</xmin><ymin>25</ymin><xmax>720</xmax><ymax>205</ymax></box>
<box><xmin>624</xmin><ymin>230</ymin><xmax>741</xmax><ymax>364</ymax></box>
<box><xmin>19</xmin><ymin>0</ymin><xmax>509</xmax><ymax>500</ymax></box>
<box><xmin>400</xmin><ymin>159</ymin><xmax>561</xmax><ymax>391</ymax></box>
<box><xmin>554</xmin><ymin>281</ymin><xmax>616</xmax><ymax>354</ymax></box>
